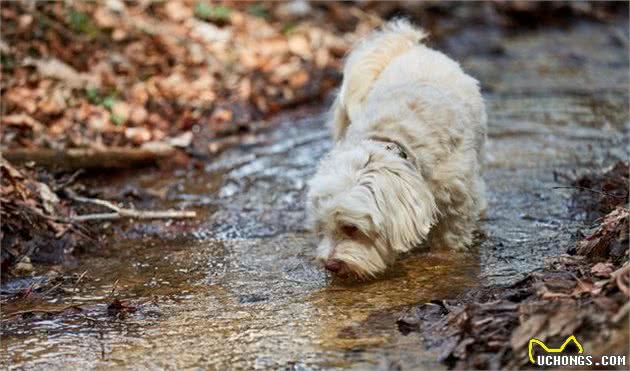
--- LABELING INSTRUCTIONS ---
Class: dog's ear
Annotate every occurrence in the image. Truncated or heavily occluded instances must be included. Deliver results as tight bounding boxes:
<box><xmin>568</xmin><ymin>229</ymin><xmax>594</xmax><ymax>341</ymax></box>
<box><xmin>330</xmin><ymin>96</ymin><xmax>350</xmax><ymax>142</ymax></box>
<box><xmin>375</xmin><ymin>167</ymin><xmax>437</xmax><ymax>253</ymax></box>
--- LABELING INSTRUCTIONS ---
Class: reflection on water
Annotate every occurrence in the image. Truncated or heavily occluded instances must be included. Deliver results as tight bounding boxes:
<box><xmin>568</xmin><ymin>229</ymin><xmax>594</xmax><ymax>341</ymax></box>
<box><xmin>2</xmin><ymin>21</ymin><xmax>628</xmax><ymax>370</ymax></box>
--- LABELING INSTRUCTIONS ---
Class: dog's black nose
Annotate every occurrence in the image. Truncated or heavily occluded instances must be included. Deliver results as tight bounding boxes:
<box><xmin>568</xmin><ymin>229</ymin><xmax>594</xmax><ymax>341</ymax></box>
<box><xmin>324</xmin><ymin>259</ymin><xmax>344</xmax><ymax>273</ymax></box>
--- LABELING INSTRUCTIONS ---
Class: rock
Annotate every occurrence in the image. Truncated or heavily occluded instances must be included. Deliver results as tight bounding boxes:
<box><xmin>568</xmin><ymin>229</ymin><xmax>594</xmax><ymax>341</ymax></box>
<box><xmin>13</xmin><ymin>257</ymin><xmax>33</xmax><ymax>276</ymax></box>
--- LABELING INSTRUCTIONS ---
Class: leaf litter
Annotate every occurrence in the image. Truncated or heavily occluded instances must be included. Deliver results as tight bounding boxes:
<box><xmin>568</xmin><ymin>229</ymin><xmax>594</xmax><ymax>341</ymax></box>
<box><xmin>398</xmin><ymin>162</ymin><xmax>629</xmax><ymax>370</ymax></box>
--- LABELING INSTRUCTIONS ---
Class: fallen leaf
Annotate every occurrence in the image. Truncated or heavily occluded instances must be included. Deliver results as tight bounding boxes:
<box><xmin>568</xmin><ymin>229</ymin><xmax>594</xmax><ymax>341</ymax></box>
<box><xmin>24</xmin><ymin>57</ymin><xmax>98</xmax><ymax>89</ymax></box>
<box><xmin>36</xmin><ymin>182</ymin><xmax>60</xmax><ymax>215</ymax></box>
<box><xmin>571</xmin><ymin>278</ymin><xmax>594</xmax><ymax>297</ymax></box>
<box><xmin>591</xmin><ymin>262</ymin><xmax>614</xmax><ymax>278</ymax></box>
<box><xmin>2</xmin><ymin>114</ymin><xmax>44</xmax><ymax>131</ymax></box>
<box><xmin>168</xmin><ymin>131</ymin><xmax>193</xmax><ymax>148</ymax></box>
<box><xmin>125</xmin><ymin>127</ymin><xmax>152</xmax><ymax>145</ymax></box>
<box><xmin>107</xmin><ymin>299</ymin><xmax>137</xmax><ymax>314</ymax></box>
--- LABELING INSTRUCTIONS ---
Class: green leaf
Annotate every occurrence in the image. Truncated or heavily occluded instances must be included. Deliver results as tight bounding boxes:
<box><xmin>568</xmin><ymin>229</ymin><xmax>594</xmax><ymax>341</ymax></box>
<box><xmin>102</xmin><ymin>96</ymin><xmax>116</xmax><ymax>110</ymax></box>
<box><xmin>68</xmin><ymin>9</ymin><xmax>89</xmax><ymax>33</ymax></box>
<box><xmin>111</xmin><ymin>113</ymin><xmax>125</xmax><ymax>126</ymax></box>
<box><xmin>195</xmin><ymin>2</ymin><xmax>231</xmax><ymax>22</ymax></box>
<box><xmin>0</xmin><ymin>52</ymin><xmax>15</xmax><ymax>70</ymax></box>
<box><xmin>247</xmin><ymin>4</ymin><xmax>268</xmax><ymax>19</ymax></box>
<box><xmin>85</xmin><ymin>87</ymin><xmax>101</xmax><ymax>104</ymax></box>
<box><xmin>282</xmin><ymin>22</ymin><xmax>297</xmax><ymax>35</ymax></box>
<box><xmin>67</xmin><ymin>7</ymin><xmax>101</xmax><ymax>37</ymax></box>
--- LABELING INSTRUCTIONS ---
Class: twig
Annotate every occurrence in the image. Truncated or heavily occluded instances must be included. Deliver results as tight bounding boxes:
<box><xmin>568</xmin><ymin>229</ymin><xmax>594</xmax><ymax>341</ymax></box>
<box><xmin>71</xmin><ymin>210</ymin><xmax>196</xmax><ymax>221</ymax></box>
<box><xmin>109</xmin><ymin>279</ymin><xmax>120</xmax><ymax>298</ymax></box>
<box><xmin>70</xmin><ymin>270</ymin><xmax>88</xmax><ymax>306</ymax></box>
<box><xmin>70</xmin><ymin>194</ymin><xmax>123</xmax><ymax>212</ymax></box>
<box><xmin>41</xmin><ymin>282</ymin><xmax>63</xmax><ymax>297</ymax></box>
<box><xmin>68</xmin><ymin>192</ymin><xmax>196</xmax><ymax>221</ymax></box>
<box><xmin>53</xmin><ymin>169</ymin><xmax>84</xmax><ymax>191</ymax></box>
<box><xmin>552</xmin><ymin>186</ymin><xmax>627</xmax><ymax>199</ymax></box>
<box><xmin>7</xmin><ymin>305</ymin><xmax>83</xmax><ymax>318</ymax></box>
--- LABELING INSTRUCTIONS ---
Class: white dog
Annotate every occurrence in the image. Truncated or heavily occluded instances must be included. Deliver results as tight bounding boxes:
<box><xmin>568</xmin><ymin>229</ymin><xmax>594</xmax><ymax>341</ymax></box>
<box><xmin>306</xmin><ymin>20</ymin><xmax>487</xmax><ymax>279</ymax></box>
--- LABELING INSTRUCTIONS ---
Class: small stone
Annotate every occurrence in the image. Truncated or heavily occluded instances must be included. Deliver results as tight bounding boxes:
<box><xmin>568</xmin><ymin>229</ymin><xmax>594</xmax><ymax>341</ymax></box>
<box><xmin>14</xmin><ymin>257</ymin><xmax>33</xmax><ymax>275</ymax></box>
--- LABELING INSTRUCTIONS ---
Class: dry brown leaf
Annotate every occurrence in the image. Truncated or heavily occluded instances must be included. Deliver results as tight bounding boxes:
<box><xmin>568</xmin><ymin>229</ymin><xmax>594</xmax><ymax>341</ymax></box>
<box><xmin>125</xmin><ymin>127</ymin><xmax>152</xmax><ymax>145</ymax></box>
<box><xmin>2</xmin><ymin>114</ymin><xmax>44</xmax><ymax>131</ymax></box>
<box><xmin>571</xmin><ymin>278</ymin><xmax>594</xmax><ymax>297</ymax></box>
<box><xmin>612</xmin><ymin>264</ymin><xmax>630</xmax><ymax>295</ymax></box>
<box><xmin>25</xmin><ymin>58</ymin><xmax>98</xmax><ymax>89</ymax></box>
<box><xmin>289</xmin><ymin>70</ymin><xmax>309</xmax><ymax>89</ymax></box>
<box><xmin>591</xmin><ymin>262</ymin><xmax>614</xmax><ymax>278</ymax></box>
<box><xmin>510</xmin><ymin>314</ymin><xmax>547</xmax><ymax>350</ymax></box>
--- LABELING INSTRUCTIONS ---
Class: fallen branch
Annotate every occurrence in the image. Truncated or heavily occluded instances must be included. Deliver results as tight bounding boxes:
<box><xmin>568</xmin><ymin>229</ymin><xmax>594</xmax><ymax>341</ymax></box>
<box><xmin>68</xmin><ymin>192</ymin><xmax>196</xmax><ymax>221</ymax></box>
<box><xmin>2</xmin><ymin>146</ymin><xmax>175</xmax><ymax>170</ymax></box>
<box><xmin>71</xmin><ymin>210</ymin><xmax>196</xmax><ymax>221</ymax></box>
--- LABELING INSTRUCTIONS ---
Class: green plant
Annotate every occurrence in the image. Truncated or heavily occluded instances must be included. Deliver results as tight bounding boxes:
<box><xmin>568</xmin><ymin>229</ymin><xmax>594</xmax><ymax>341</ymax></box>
<box><xmin>247</xmin><ymin>4</ymin><xmax>268</xmax><ymax>19</ymax></box>
<box><xmin>195</xmin><ymin>2</ymin><xmax>231</xmax><ymax>22</ymax></box>
<box><xmin>67</xmin><ymin>8</ymin><xmax>100</xmax><ymax>37</ymax></box>
<box><xmin>85</xmin><ymin>88</ymin><xmax>118</xmax><ymax>111</ymax></box>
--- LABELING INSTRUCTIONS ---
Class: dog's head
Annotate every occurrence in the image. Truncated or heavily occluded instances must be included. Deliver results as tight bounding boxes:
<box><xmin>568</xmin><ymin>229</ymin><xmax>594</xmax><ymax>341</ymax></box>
<box><xmin>307</xmin><ymin>138</ymin><xmax>437</xmax><ymax>279</ymax></box>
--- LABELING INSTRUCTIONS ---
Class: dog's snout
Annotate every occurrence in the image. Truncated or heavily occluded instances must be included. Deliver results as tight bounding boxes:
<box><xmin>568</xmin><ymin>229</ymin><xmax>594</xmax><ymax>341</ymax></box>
<box><xmin>324</xmin><ymin>259</ymin><xmax>344</xmax><ymax>273</ymax></box>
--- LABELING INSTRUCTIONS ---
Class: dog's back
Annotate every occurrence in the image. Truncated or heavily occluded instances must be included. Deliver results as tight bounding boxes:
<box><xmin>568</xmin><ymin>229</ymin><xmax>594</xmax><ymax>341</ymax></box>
<box><xmin>340</xmin><ymin>21</ymin><xmax>426</xmax><ymax>121</ymax></box>
<box><xmin>332</xmin><ymin>20</ymin><xmax>485</xmax><ymax>152</ymax></box>
<box><xmin>331</xmin><ymin>21</ymin><xmax>425</xmax><ymax>140</ymax></box>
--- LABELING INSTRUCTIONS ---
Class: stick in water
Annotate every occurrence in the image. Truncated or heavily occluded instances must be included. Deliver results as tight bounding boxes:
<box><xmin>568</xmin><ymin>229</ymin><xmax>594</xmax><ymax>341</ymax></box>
<box><xmin>68</xmin><ymin>193</ymin><xmax>196</xmax><ymax>221</ymax></box>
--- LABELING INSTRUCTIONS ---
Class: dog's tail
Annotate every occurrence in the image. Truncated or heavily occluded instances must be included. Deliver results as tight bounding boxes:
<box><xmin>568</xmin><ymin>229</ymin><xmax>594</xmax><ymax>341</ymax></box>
<box><xmin>339</xmin><ymin>20</ymin><xmax>426</xmax><ymax>122</ymax></box>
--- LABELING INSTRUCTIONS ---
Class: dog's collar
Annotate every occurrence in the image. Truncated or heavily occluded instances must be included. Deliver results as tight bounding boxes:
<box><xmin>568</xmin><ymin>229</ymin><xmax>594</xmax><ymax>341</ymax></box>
<box><xmin>367</xmin><ymin>135</ymin><xmax>411</xmax><ymax>161</ymax></box>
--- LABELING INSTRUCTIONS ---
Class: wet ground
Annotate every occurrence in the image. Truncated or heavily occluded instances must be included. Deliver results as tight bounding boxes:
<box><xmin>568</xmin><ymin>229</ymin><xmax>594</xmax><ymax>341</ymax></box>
<box><xmin>2</xmin><ymin>21</ymin><xmax>628</xmax><ymax>370</ymax></box>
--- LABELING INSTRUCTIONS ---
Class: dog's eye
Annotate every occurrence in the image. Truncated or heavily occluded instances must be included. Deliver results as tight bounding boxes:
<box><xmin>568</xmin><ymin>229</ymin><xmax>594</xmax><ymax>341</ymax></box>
<box><xmin>341</xmin><ymin>225</ymin><xmax>359</xmax><ymax>238</ymax></box>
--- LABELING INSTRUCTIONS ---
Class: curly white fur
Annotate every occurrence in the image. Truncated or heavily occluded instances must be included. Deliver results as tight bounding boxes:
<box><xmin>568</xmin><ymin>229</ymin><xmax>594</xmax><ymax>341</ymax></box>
<box><xmin>307</xmin><ymin>20</ymin><xmax>487</xmax><ymax>279</ymax></box>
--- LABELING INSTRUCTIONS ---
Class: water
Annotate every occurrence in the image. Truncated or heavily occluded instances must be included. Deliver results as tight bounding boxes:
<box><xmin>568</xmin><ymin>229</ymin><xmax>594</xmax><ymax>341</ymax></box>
<box><xmin>2</xmin><ymin>21</ymin><xmax>628</xmax><ymax>370</ymax></box>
